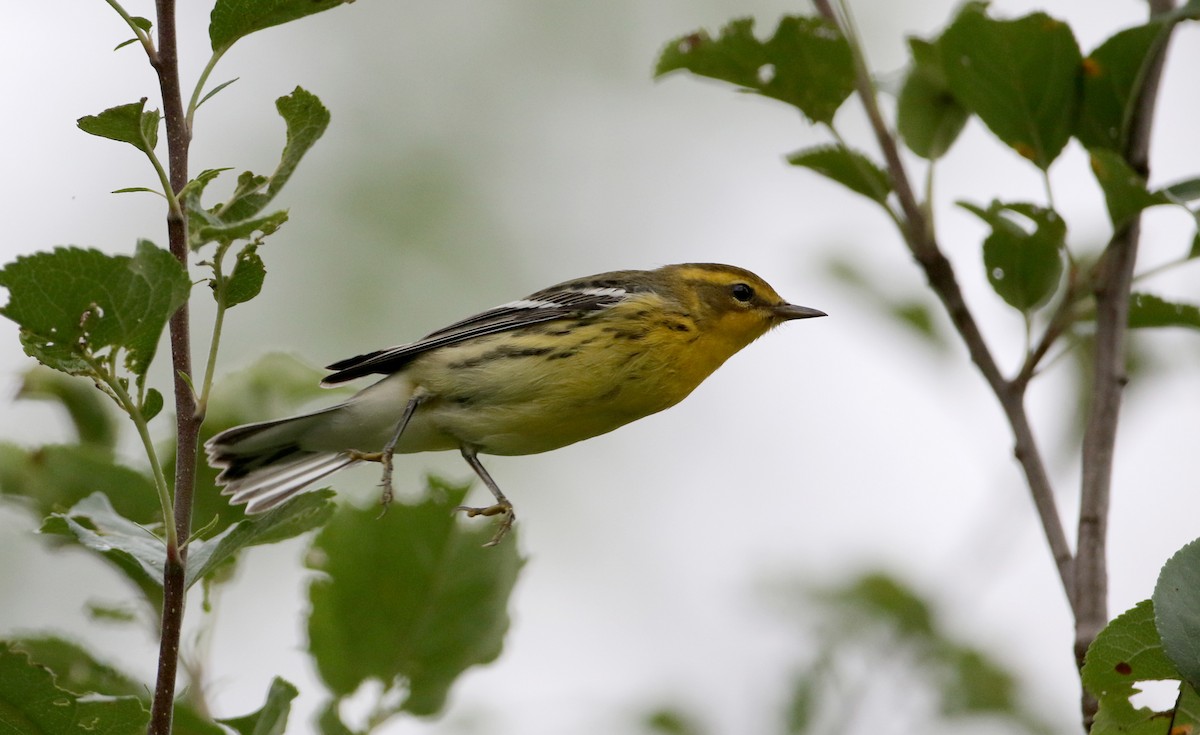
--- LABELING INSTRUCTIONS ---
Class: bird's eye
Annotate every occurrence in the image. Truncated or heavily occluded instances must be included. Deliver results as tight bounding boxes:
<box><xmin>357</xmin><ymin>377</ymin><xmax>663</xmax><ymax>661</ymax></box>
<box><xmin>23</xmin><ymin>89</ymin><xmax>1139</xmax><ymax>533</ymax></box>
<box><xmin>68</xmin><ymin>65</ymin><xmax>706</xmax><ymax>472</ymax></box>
<box><xmin>730</xmin><ymin>283</ymin><xmax>755</xmax><ymax>303</ymax></box>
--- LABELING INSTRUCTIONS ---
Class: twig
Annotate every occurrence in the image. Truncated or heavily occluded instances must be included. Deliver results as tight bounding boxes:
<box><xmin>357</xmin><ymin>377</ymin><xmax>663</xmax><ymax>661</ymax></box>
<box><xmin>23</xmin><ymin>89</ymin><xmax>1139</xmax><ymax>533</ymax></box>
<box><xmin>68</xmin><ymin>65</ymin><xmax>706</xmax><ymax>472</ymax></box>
<box><xmin>147</xmin><ymin>0</ymin><xmax>199</xmax><ymax>732</ymax></box>
<box><xmin>1074</xmin><ymin>0</ymin><xmax>1175</xmax><ymax>726</ymax></box>
<box><xmin>812</xmin><ymin>0</ymin><xmax>1075</xmax><ymax>593</ymax></box>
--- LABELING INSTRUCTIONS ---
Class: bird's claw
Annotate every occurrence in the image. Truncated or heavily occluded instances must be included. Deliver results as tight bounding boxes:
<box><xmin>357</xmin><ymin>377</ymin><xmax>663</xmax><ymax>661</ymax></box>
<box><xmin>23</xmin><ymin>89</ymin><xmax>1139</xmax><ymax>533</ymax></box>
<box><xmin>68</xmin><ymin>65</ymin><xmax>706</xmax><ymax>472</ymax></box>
<box><xmin>455</xmin><ymin>501</ymin><xmax>515</xmax><ymax>547</ymax></box>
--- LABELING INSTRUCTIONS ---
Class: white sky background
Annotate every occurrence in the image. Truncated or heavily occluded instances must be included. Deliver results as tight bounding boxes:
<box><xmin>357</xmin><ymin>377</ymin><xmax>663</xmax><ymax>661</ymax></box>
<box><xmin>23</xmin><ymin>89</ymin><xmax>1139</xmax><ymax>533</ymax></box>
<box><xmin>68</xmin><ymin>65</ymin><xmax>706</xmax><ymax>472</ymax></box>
<box><xmin>2</xmin><ymin>1</ymin><xmax>1200</xmax><ymax>733</ymax></box>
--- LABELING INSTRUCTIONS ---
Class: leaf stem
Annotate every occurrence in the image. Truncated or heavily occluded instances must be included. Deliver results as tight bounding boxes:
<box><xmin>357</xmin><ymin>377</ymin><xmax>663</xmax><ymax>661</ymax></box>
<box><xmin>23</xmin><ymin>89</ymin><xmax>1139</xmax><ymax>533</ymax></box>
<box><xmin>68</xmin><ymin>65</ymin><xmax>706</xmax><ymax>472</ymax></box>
<box><xmin>86</xmin><ymin>358</ymin><xmax>177</xmax><ymax>549</ymax></box>
<box><xmin>103</xmin><ymin>0</ymin><xmax>157</xmax><ymax>60</ymax></box>
<box><xmin>196</xmin><ymin>246</ymin><xmax>231</xmax><ymax>417</ymax></box>
<box><xmin>185</xmin><ymin>50</ymin><xmax>228</xmax><ymax>135</ymax></box>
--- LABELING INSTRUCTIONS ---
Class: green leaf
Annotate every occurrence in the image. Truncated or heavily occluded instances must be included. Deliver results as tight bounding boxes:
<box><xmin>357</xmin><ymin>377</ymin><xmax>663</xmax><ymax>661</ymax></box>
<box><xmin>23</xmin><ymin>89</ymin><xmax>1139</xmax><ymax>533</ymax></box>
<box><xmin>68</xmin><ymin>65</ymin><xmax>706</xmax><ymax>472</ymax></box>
<box><xmin>787</xmin><ymin>144</ymin><xmax>892</xmax><ymax>206</ymax></box>
<box><xmin>11</xmin><ymin>636</ymin><xmax>141</xmax><ymax>697</ymax></box>
<box><xmin>142</xmin><ymin>388</ymin><xmax>164</xmax><ymax>422</ymax></box>
<box><xmin>307</xmin><ymin>479</ymin><xmax>523</xmax><ymax>716</ymax></box>
<box><xmin>224</xmin><ymin>243</ymin><xmax>267</xmax><ymax>308</ymax></box>
<box><xmin>0</xmin><ymin>242</ymin><xmax>191</xmax><ymax>377</ymax></box>
<box><xmin>938</xmin><ymin>4</ymin><xmax>1081</xmax><ymax>169</ymax></box>
<box><xmin>959</xmin><ymin>201</ymin><xmax>1066</xmax><ymax>311</ymax></box>
<box><xmin>1076</xmin><ymin>22</ymin><xmax>1166</xmax><ymax>151</ymax></box>
<box><xmin>897</xmin><ymin>38</ymin><xmax>969</xmax><ymax>159</ymax></box>
<box><xmin>268</xmin><ymin>87</ymin><xmax>331</xmax><ymax>201</ymax></box>
<box><xmin>0</xmin><ymin>643</ymin><xmax>148</xmax><ymax>735</ymax></box>
<box><xmin>210</xmin><ymin>0</ymin><xmax>354</xmax><ymax>55</ymax></box>
<box><xmin>1129</xmin><ymin>293</ymin><xmax>1200</xmax><ymax>330</ymax></box>
<box><xmin>1089</xmin><ymin>149</ymin><xmax>1170</xmax><ymax>227</ymax></box>
<box><xmin>185</xmin><ymin>490</ymin><xmax>335</xmax><ymax>589</ymax></box>
<box><xmin>656</xmin><ymin>16</ymin><xmax>855</xmax><ymax>125</ymax></box>
<box><xmin>76</xmin><ymin>99</ymin><xmax>160</xmax><ymax>157</ymax></box>
<box><xmin>316</xmin><ymin>702</ymin><xmax>358</xmax><ymax>735</ymax></box>
<box><xmin>216</xmin><ymin>677</ymin><xmax>298</xmax><ymax>735</ymax></box>
<box><xmin>16</xmin><ymin>367</ymin><xmax>118</xmax><ymax>449</ymax></box>
<box><xmin>1162</xmin><ymin>176</ymin><xmax>1200</xmax><ymax>204</ymax></box>
<box><xmin>1154</xmin><ymin>538</ymin><xmax>1200</xmax><ymax>690</ymax></box>
<box><xmin>196</xmin><ymin>77</ymin><xmax>240</xmax><ymax>112</ymax></box>
<box><xmin>1082</xmin><ymin>600</ymin><xmax>1186</xmax><ymax>734</ymax></box>
<box><xmin>188</xmin><ymin>89</ymin><xmax>325</xmax><ymax>249</ymax></box>
<box><xmin>0</xmin><ymin>443</ymin><xmax>160</xmax><ymax>524</ymax></box>
<box><xmin>195</xmin><ymin>210</ymin><xmax>288</xmax><ymax>248</ymax></box>
<box><xmin>71</xmin><ymin>696</ymin><xmax>150</xmax><ymax>735</ymax></box>
<box><xmin>40</xmin><ymin>493</ymin><xmax>167</xmax><ymax>592</ymax></box>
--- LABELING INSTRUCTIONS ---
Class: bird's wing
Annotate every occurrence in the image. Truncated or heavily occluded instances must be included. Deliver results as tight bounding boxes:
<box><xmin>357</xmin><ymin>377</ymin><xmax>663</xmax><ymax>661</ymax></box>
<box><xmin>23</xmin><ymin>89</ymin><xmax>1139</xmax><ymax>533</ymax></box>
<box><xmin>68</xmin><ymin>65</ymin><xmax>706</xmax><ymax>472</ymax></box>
<box><xmin>321</xmin><ymin>286</ymin><xmax>631</xmax><ymax>385</ymax></box>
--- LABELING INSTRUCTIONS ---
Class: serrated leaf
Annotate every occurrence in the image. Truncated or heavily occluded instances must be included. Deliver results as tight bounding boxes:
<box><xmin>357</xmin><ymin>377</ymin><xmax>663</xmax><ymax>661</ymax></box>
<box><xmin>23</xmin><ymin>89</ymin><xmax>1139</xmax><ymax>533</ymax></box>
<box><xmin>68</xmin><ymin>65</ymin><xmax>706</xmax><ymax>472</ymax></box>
<box><xmin>224</xmin><ymin>243</ymin><xmax>267</xmax><ymax>308</ymax></box>
<box><xmin>189</xmin><ymin>89</ymin><xmax>324</xmax><ymax>249</ymax></box>
<box><xmin>141</xmin><ymin>387</ymin><xmax>164</xmax><ymax>421</ymax></box>
<box><xmin>1154</xmin><ymin>538</ymin><xmax>1200</xmax><ymax>690</ymax></box>
<box><xmin>216</xmin><ymin>677</ymin><xmax>298</xmax><ymax>735</ymax></box>
<box><xmin>1082</xmin><ymin>600</ymin><xmax>1186</xmax><ymax>735</ymax></box>
<box><xmin>77</xmin><ymin>99</ymin><xmax>160</xmax><ymax>157</ymax></box>
<box><xmin>40</xmin><ymin>493</ymin><xmax>167</xmax><ymax>591</ymax></box>
<box><xmin>210</xmin><ymin>0</ymin><xmax>353</xmax><ymax>55</ymax></box>
<box><xmin>898</xmin><ymin>37</ymin><xmax>969</xmax><ymax>159</ymax></box>
<box><xmin>185</xmin><ymin>490</ymin><xmax>335</xmax><ymax>589</ymax></box>
<box><xmin>196</xmin><ymin>210</ymin><xmax>288</xmax><ymax>248</ymax></box>
<box><xmin>656</xmin><ymin>15</ymin><xmax>854</xmax><ymax>125</ymax></box>
<box><xmin>1076</xmin><ymin>22</ymin><xmax>1166</xmax><ymax>152</ymax></box>
<box><xmin>268</xmin><ymin>87</ymin><xmax>330</xmax><ymax>200</ymax></box>
<box><xmin>787</xmin><ymin>145</ymin><xmax>891</xmax><ymax>206</ymax></box>
<box><xmin>960</xmin><ymin>200</ymin><xmax>1066</xmax><ymax>311</ymax></box>
<box><xmin>0</xmin><ymin>242</ymin><xmax>191</xmax><ymax>377</ymax></box>
<box><xmin>938</xmin><ymin>4</ymin><xmax>1081</xmax><ymax>169</ymax></box>
<box><xmin>307</xmin><ymin>479</ymin><xmax>523</xmax><ymax>716</ymax></box>
<box><xmin>11</xmin><ymin>637</ymin><xmax>142</xmax><ymax>698</ymax></box>
<box><xmin>0</xmin><ymin>643</ymin><xmax>148</xmax><ymax>735</ymax></box>
<box><xmin>1128</xmin><ymin>293</ymin><xmax>1200</xmax><ymax>330</ymax></box>
<box><xmin>1089</xmin><ymin>149</ymin><xmax>1170</xmax><ymax>227</ymax></box>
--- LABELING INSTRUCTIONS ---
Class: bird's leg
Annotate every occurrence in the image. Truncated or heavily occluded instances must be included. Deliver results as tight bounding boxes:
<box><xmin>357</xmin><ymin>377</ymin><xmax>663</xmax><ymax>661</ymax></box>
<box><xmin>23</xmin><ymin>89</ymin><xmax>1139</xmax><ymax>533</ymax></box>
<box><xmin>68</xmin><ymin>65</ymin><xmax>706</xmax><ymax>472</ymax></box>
<box><xmin>456</xmin><ymin>445</ymin><xmax>515</xmax><ymax>547</ymax></box>
<box><xmin>346</xmin><ymin>394</ymin><xmax>424</xmax><ymax>511</ymax></box>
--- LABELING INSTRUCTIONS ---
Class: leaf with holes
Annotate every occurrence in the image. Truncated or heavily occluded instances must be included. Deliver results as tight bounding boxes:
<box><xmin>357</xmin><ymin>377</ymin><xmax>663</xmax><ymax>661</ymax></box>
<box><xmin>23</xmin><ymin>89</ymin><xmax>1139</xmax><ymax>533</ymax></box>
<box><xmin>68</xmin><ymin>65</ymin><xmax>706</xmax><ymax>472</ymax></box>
<box><xmin>960</xmin><ymin>201</ymin><xmax>1065</xmax><ymax>312</ymax></box>
<box><xmin>656</xmin><ymin>15</ymin><xmax>854</xmax><ymax>125</ymax></box>
<box><xmin>1128</xmin><ymin>293</ymin><xmax>1200</xmax><ymax>330</ymax></box>
<box><xmin>1154</xmin><ymin>538</ymin><xmax>1200</xmax><ymax>691</ymax></box>
<box><xmin>1081</xmin><ymin>600</ymin><xmax>1198</xmax><ymax>735</ymax></box>
<box><xmin>0</xmin><ymin>242</ymin><xmax>191</xmax><ymax>377</ymax></box>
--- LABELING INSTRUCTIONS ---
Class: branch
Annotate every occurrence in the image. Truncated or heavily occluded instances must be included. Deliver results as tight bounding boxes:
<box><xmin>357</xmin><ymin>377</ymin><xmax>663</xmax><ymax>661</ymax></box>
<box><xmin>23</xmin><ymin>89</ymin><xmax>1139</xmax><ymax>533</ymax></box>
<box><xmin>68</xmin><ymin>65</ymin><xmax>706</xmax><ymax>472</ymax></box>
<box><xmin>1073</xmin><ymin>0</ymin><xmax>1175</xmax><ymax>725</ymax></box>
<box><xmin>812</xmin><ymin>0</ymin><xmax>1074</xmax><ymax>594</ymax></box>
<box><xmin>148</xmin><ymin>0</ymin><xmax>199</xmax><ymax>732</ymax></box>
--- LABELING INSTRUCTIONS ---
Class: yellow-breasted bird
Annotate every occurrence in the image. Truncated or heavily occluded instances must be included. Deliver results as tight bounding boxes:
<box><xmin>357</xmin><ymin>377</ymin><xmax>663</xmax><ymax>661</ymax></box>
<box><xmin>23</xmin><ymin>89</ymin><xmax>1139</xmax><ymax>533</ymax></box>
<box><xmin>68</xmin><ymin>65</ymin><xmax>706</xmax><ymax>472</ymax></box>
<box><xmin>205</xmin><ymin>263</ymin><xmax>825</xmax><ymax>544</ymax></box>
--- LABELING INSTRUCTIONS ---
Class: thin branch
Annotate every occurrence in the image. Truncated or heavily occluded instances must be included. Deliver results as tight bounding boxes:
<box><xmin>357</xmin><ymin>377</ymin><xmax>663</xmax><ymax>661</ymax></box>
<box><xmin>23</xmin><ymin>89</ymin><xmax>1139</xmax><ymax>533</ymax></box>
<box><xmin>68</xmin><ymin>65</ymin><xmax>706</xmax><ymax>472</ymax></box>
<box><xmin>812</xmin><ymin>0</ymin><xmax>1074</xmax><ymax>594</ymax></box>
<box><xmin>147</xmin><ymin>0</ymin><xmax>199</xmax><ymax>731</ymax></box>
<box><xmin>1073</xmin><ymin>0</ymin><xmax>1175</xmax><ymax>726</ymax></box>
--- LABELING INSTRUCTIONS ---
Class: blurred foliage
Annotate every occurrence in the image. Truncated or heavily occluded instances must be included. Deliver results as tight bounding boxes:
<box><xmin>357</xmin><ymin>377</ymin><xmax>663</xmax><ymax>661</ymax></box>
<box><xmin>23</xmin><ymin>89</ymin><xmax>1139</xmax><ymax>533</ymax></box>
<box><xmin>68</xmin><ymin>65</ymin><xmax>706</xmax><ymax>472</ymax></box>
<box><xmin>308</xmin><ymin>479</ymin><xmax>524</xmax><ymax>725</ymax></box>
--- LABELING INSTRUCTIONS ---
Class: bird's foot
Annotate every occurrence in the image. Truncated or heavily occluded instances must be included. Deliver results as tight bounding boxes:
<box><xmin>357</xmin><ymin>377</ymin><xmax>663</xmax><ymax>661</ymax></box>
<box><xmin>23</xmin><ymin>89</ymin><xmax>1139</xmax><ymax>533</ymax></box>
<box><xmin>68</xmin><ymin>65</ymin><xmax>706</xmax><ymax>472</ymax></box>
<box><xmin>454</xmin><ymin>500</ymin><xmax>515</xmax><ymax>547</ymax></box>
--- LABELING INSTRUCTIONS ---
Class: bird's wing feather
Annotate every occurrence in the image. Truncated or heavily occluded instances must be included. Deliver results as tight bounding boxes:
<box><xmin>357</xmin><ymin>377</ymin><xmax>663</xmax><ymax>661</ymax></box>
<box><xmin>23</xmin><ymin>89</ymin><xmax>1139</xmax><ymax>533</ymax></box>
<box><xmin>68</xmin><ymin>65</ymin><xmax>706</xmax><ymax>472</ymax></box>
<box><xmin>321</xmin><ymin>286</ymin><xmax>630</xmax><ymax>384</ymax></box>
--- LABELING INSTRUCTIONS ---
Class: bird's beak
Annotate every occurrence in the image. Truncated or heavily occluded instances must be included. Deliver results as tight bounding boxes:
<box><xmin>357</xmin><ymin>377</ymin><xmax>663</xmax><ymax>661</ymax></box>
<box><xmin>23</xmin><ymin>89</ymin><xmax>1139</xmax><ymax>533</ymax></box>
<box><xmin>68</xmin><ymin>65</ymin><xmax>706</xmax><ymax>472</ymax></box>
<box><xmin>773</xmin><ymin>303</ymin><xmax>827</xmax><ymax>321</ymax></box>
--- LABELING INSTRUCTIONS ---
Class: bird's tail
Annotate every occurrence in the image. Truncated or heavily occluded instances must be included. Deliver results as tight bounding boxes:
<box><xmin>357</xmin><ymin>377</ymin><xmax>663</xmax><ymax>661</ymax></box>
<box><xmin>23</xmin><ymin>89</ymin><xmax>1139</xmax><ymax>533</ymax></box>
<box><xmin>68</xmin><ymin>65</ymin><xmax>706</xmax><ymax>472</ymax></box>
<box><xmin>205</xmin><ymin>406</ymin><xmax>357</xmax><ymax>513</ymax></box>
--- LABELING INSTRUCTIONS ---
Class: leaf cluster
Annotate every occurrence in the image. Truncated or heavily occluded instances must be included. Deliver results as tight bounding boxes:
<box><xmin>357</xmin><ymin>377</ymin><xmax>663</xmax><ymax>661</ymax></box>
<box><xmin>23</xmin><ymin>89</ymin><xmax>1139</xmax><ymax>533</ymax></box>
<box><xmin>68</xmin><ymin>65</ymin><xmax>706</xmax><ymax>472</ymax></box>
<box><xmin>657</xmin><ymin>5</ymin><xmax>1200</xmax><ymax>334</ymax></box>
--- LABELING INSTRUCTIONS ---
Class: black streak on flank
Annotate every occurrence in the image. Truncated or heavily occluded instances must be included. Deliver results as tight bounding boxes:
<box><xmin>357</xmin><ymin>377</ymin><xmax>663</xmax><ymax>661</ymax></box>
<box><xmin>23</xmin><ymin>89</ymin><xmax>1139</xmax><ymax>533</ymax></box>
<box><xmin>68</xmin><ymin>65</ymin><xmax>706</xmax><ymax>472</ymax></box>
<box><xmin>449</xmin><ymin>345</ymin><xmax>555</xmax><ymax>370</ymax></box>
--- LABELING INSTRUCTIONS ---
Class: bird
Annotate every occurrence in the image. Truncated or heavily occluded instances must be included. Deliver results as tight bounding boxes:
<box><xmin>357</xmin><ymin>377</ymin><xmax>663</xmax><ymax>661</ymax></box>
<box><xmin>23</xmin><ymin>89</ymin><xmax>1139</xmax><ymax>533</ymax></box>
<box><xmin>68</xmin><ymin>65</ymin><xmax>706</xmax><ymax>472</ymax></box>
<box><xmin>205</xmin><ymin>262</ymin><xmax>825</xmax><ymax>545</ymax></box>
